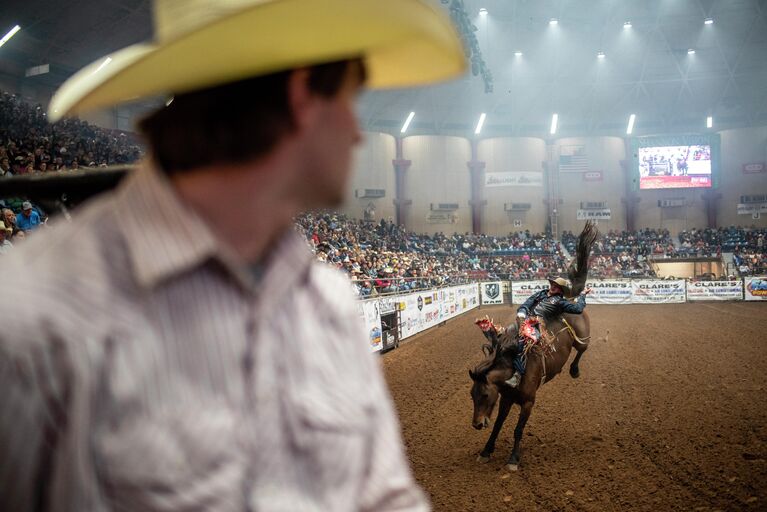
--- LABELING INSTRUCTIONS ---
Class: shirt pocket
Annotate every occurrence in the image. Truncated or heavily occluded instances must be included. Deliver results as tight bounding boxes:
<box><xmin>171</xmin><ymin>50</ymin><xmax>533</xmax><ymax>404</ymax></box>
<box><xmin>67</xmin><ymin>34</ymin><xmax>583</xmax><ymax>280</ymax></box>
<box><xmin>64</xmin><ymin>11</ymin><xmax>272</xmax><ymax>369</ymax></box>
<box><xmin>284</xmin><ymin>384</ymin><xmax>373</xmax><ymax>488</ymax></box>
<box><xmin>93</xmin><ymin>398</ymin><xmax>246</xmax><ymax>511</ymax></box>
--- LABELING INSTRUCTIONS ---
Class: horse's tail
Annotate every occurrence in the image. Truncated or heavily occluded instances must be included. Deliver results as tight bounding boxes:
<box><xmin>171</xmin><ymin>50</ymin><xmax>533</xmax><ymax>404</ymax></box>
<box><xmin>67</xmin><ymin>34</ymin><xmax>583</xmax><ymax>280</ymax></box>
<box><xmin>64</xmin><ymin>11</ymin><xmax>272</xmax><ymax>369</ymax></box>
<box><xmin>567</xmin><ymin>220</ymin><xmax>599</xmax><ymax>296</ymax></box>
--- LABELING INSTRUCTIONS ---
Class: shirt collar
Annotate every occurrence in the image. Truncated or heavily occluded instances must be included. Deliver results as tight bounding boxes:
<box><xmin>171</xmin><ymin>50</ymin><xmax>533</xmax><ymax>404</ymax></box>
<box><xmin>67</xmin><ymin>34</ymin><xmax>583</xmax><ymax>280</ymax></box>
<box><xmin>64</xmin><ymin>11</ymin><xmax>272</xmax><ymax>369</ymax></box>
<box><xmin>114</xmin><ymin>164</ymin><xmax>221</xmax><ymax>290</ymax></box>
<box><xmin>114</xmin><ymin>164</ymin><xmax>314</xmax><ymax>296</ymax></box>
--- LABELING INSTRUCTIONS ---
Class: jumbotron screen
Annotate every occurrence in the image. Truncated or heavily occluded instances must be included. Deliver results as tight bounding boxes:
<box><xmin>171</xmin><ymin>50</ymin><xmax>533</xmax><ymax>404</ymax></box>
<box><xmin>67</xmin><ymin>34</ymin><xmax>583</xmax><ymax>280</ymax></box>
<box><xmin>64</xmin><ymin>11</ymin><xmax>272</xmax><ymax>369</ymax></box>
<box><xmin>638</xmin><ymin>144</ymin><xmax>712</xmax><ymax>189</ymax></box>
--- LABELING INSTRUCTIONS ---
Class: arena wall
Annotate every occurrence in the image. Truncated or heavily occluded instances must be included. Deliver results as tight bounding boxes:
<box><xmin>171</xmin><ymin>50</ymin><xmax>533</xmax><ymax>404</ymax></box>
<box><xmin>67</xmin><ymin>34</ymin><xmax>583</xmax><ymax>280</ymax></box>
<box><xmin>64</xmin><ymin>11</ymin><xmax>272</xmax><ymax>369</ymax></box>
<box><xmin>478</xmin><ymin>137</ymin><xmax>548</xmax><ymax>236</ymax></box>
<box><xmin>553</xmin><ymin>136</ymin><xmax>628</xmax><ymax>234</ymax></box>
<box><xmin>401</xmin><ymin>135</ymin><xmax>472</xmax><ymax>234</ymax></box>
<box><xmin>345</xmin><ymin>128</ymin><xmax>767</xmax><ymax>235</ymax></box>
<box><xmin>343</xmin><ymin>132</ymin><xmax>397</xmax><ymax>221</ymax></box>
<box><xmin>717</xmin><ymin>126</ymin><xmax>767</xmax><ymax>228</ymax></box>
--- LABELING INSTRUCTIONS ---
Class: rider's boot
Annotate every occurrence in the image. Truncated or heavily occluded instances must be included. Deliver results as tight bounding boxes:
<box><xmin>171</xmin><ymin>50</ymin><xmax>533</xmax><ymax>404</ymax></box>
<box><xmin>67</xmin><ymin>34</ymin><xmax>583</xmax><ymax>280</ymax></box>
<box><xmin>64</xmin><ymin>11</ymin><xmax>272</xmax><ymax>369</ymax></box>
<box><xmin>506</xmin><ymin>371</ymin><xmax>522</xmax><ymax>388</ymax></box>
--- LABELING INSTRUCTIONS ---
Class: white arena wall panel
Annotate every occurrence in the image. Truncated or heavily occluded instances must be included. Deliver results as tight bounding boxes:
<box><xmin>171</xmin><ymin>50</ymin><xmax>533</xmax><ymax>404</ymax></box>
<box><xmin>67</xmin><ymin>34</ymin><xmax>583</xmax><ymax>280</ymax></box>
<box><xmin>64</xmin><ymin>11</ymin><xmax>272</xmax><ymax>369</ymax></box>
<box><xmin>554</xmin><ymin>137</ymin><xmax>628</xmax><ymax>234</ymax></box>
<box><xmin>342</xmin><ymin>132</ymin><xmax>397</xmax><ymax>222</ymax></box>
<box><xmin>717</xmin><ymin>126</ymin><xmax>767</xmax><ymax>229</ymax></box>
<box><xmin>478</xmin><ymin>137</ymin><xmax>548</xmax><ymax>236</ymax></box>
<box><xmin>402</xmin><ymin>135</ymin><xmax>472</xmax><ymax>234</ymax></box>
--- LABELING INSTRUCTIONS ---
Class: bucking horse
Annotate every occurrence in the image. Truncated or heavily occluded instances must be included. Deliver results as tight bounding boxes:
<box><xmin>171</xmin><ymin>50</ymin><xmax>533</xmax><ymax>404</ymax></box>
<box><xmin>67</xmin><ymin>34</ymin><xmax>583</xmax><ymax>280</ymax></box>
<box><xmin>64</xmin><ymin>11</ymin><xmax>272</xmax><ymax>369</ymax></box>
<box><xmin>468</xmin><ymin>221</ymin><xmax>599</xmax><ymax>471</ymax></box>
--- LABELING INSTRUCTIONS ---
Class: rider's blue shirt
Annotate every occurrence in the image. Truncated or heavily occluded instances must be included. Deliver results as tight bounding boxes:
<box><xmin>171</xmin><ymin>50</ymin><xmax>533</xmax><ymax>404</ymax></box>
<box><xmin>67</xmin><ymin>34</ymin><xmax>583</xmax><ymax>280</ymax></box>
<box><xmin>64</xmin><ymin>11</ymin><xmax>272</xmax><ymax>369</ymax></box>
<box><xmin>518</xmin><ymin>288</ymin><xmax>586</xmax><ymax>319</ymax></box>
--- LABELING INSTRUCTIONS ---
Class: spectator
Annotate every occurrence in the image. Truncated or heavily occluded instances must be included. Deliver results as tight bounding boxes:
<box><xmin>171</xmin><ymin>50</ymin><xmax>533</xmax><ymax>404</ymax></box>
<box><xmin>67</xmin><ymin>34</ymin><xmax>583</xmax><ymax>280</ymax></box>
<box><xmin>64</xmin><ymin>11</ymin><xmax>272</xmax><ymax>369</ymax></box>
<box><xmin>0</xmin><ymin>221</ymin><xmax>13</xmax><ymax>254</ymax></box>
<box><xmin>15</xmin><ymin>201</ymin><xmax>42</xmax><ymax>231</ymax></box>
<box><xmin>0</xmin><ymin>157</ymin><xmax>12</xmax><ymax>177</ymax></box>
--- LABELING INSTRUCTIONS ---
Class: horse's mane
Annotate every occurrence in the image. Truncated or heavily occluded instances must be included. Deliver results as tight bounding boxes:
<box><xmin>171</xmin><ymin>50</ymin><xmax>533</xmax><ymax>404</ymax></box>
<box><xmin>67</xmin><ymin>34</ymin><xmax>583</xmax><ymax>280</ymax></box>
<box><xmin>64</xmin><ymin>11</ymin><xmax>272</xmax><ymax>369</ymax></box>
<box><xmin>471</xmin><ymin>340</ymin><xmax>517</xmax><ymax>379</ymax></box>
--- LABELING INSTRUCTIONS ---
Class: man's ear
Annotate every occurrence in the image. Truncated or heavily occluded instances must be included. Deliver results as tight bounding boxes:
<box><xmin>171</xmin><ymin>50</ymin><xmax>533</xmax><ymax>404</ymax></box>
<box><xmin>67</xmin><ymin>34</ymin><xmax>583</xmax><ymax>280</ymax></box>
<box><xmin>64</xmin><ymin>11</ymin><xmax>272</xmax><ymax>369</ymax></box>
<box><xmin>287</xmin><ymin>69</ymin><xmax>317</xmax><ymax>131</ymax></box>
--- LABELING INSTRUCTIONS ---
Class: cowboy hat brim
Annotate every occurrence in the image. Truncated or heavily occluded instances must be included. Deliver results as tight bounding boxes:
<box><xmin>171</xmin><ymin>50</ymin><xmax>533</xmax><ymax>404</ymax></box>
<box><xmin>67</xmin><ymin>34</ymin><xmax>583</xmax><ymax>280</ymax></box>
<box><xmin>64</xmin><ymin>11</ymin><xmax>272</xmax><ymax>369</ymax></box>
<box><xmin>547</xmin><ymin>277</ymin><xmax>572</xmax><ymax>296</ymax></box>
<box><xmin>49</xmin><ymin>0</ymin><xmax>466</xmax><ymax>121</ymax></box>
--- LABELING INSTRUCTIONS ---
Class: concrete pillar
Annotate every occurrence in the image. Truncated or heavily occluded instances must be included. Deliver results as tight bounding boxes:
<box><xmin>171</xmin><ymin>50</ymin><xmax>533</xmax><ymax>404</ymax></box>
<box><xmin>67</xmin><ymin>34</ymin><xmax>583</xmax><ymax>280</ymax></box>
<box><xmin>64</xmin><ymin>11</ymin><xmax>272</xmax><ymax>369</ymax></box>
<box><xmin>620</xmin><ymin>158</ymin><xmax>639</xmax><ymax>231</ymax></box>
<box><xmin>702</xmin><ymin>190</ymin><xmax>721</xmax><ymax>229</ymax></box>
<box><xmin>392</xmin><ymin>137</ymin><xmax>412</xmax><ymax>227</ymax></box>
<box><xmin>467</xmin><ymin>140</ymin><xmax>486</xmax><ymax>234</ymax></box>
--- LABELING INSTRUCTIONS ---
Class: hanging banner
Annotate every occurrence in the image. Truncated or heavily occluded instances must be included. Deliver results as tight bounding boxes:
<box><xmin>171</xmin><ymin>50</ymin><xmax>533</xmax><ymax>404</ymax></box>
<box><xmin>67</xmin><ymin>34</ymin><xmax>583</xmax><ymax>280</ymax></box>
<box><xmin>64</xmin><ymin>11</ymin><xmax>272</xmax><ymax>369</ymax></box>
<box><xmin>480</xmin><ymin>281</ymin><xmax>504</xmax><ymax>305</ymax></box>
<box><xmin>577</xmin><ymin>209</ymin><xmax>612</xmax><ymax>220</ymax></box>
<box><xmin>742</xmin><ymin>163</ymin><xmax>765</xmax><ymax>174</ymax></box>
<box><xmin>583</xmin><ymin>171</ymin><xmax>603</xmax><ymax>181</ymax></box>
<box><xmin>631</xmin><ymin>279</ymin><xmax>686</xmax><ymax>303</ymax></box>
<box><xmin>357</xmin><ymin>300</ymin><xmax>382</xmax><ymax>353</ymax></box>
<box><xmin>511</xmin><ymin>280</ymin><xmax>549</xmax><ymax>304</ymax></box>
<box><xmin>737</xmin><ymin>204</ymin><xmax>767</xmax><ymax>215</ymax></box>
<box><xmin>485</xmin><ymin>172</ymin><xmax>543</xmax><ymax>187</ymax></box>
<box><xmin>584</xmin><ymin>280</ymin><xmax>633</xmax><ymax>304</ymax></box>
<box><xmin>744</xmin><ymin>276</ymin><xmax>767</xmax><ymax>301</ymax></box>
<box><xmin>686</xmin><ymin>280</ymin><xmax>743</xmax><ymax>301</ymax></box>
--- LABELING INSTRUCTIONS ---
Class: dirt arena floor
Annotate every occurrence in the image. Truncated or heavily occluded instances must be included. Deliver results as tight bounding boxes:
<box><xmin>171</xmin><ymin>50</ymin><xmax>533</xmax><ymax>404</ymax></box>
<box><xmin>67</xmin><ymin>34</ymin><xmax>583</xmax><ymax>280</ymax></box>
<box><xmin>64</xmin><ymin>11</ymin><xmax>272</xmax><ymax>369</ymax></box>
<box><xmin>382</xmin><ymin>303</ymin><xmax>767</xmax><ymax>511</ymax></box>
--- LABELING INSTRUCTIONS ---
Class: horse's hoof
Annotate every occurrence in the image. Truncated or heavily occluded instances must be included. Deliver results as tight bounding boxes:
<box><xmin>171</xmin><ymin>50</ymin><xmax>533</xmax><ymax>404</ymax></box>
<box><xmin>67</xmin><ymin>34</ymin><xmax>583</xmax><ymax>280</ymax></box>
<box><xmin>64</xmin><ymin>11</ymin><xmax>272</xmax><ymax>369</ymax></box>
<box><xmin>570</xmin><ymin>368</ymin><xmax>580</xmax><ymax>379</ymax></box>
<box><xmin>477</xmin><ymin>455</ymin><xmax>491</xmax><ymax>463</ymax></box>
<box><xmin>506</xmin><ymin>464</ymin><xmax>519</xmax><ymax>472</ymax></box>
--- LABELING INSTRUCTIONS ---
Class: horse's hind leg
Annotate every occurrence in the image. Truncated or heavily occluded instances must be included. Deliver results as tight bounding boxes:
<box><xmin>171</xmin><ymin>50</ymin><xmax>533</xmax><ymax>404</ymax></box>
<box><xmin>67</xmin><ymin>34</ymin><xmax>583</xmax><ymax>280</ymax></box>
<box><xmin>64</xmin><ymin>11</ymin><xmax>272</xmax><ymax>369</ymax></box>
<box><xmin>569</xmin><ymin>345</ymin><xmax>587</xmax><ymax>379</ymax></box>
<box><xmin>478</xmin><ymin>397</ymin><xmax>511</xmax><ymax>463</ymax></box>
<box><xmin>507</xmin><ymin>400</ymin><xmax>534</xmax><ymax>471</ymax></box>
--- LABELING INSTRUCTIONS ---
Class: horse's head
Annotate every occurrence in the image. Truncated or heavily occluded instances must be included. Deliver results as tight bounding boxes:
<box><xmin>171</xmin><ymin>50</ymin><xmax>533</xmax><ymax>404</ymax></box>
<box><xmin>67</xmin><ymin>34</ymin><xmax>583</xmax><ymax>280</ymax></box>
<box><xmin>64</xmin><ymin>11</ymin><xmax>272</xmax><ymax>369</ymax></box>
<box><xmin>468</xmin><ymin>368</ymin><xmax>500</xmax><ymax>430</ymax></box>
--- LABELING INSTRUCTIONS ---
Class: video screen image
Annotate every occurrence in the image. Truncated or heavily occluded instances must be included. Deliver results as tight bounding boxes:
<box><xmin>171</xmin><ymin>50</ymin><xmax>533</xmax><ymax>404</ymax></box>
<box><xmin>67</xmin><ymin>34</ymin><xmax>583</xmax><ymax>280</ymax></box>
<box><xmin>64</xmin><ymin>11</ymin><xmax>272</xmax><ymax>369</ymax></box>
<box><xmin>638</xmin><ymin>144</ymin><xmax>712</xmax><ymax>189</ymax></box>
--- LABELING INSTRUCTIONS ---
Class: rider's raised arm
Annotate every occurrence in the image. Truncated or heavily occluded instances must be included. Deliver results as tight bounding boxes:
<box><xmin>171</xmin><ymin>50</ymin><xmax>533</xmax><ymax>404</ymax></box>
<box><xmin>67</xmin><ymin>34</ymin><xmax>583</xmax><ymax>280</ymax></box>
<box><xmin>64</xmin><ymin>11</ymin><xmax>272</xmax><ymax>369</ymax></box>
<box><xmin>561</xmin><ymin>293</ymin><xmax>587</xmax><ymax>315</ymax></box>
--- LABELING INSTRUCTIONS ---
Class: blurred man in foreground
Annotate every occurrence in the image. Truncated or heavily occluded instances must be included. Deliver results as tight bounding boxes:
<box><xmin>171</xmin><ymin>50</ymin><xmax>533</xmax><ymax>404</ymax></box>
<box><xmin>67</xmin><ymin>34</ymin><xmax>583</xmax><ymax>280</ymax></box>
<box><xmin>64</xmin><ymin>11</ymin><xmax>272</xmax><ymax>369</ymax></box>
<box><xmin>0</xmin><ymin>0</ymin><xmax>465</xmax><ymax>510</ymax></box>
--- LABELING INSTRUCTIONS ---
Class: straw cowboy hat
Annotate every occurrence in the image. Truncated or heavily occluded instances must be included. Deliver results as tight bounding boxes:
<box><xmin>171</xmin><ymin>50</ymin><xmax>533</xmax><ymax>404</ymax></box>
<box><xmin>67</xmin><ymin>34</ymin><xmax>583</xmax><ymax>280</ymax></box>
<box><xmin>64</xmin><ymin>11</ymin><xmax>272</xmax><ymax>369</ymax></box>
<box><xmin>49</xmin><ymin>0</ymin><xmax>466</xmax><ymax>121</ymax></box>
<box><xmin>547</xmin><ymin>276</ymin><xmax>572</xmax><ymax>296</ymax></box>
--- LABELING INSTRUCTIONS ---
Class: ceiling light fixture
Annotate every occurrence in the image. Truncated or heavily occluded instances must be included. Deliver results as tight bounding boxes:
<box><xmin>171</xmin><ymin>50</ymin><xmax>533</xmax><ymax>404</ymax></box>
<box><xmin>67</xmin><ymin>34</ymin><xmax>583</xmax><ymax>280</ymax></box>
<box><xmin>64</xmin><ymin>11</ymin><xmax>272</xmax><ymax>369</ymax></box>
<box><xmin>401</xmin><ymin>111</ymin><xmax>415</xmax><ymax>133</ymax></box>
<box><xmin>549</xmin><ymin>18</ymin><xmax>558</xmax><ymax>26</ymax></box>
<box><xmin>475</xmin><ymin>113</ymin><xmax>487</xmax><ymax>135</ymax></box>
<box><xmin>623</xmin><ymin>21</ymin><xmax>632</xmax><ymax>28</ymax></box>
<box><xmin>479</xmin><ymin>8</ymin><xmax>488</xmax><ymax>15</ymax></box>
<box><xmin>704</xmin><ymin>18</ymin><xmax>713</xmax><ymax>25</ymax></box>
<box><xmin>626</xmin><ymin>114</ymin><xmax>636</xmax><ymax>135</ymax></box>
<box><xmin>687</xmin><ymin>48</ymin><xmax>696</xmax><ymax>55</ymax></box>
<box><xmin>0</xmin><ymin>25</ymin><xmax>21</xmax><ymax>49</ymax></box>
<box><xmin>707</xmin><ymin>116</ymin><xmax>713</xmax><ymax>128</ymax></box>
<box><xmin>514</xmin><ymin>50</ymin><xmax>523</xmax><ymax>57</ymax></box>
<box><xmin>550</xmin><ymin>113</ymin><xmax>558</xmax><ymax>135</ymax></box>
<box><xmin>597</xmin><ymin>51</ymin><xmax>606</xmax><ymax>59</ymax></box>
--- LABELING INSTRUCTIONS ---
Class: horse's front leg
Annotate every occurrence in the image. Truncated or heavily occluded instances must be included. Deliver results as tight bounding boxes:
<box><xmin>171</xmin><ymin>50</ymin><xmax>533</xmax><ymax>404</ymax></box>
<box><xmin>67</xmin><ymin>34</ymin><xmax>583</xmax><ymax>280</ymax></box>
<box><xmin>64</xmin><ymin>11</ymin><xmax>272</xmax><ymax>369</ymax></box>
<box><xmin>507</xmin><ymin>400</ymin><xmax>534</xmax><ymax>471</ymax></box>
<box><xmin>477</xmin><ymin>397</ymin><xmax>512</xmax><ymax>463</ymax></box>
<box><xmin>569</xmin><ymin>345</ymin><xmax>587</xmax><ymax>378</ymax></box>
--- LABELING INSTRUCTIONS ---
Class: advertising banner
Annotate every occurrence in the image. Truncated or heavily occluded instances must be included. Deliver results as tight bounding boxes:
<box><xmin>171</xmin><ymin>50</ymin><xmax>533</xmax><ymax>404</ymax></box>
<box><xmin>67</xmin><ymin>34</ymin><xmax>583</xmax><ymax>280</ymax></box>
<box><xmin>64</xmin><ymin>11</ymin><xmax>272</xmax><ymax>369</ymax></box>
<box><xmin>511</xmin><ymin>280</ymin><xmax>549</xmax><ymax>304</ymax></box>
<box><xmin>631</xmin><ymin>279</ymin><xmax>686</xmax><ymax>303</ymax></box>
<box><xmin>480</xmin><ymin>281</ymin><xmax>504</xmax><ymax>305</ymax></box>
<box><xmin>397</xmin><ymin>284</ymin><xmax>479</xmax><ymax>340</ymax></box>
<box><xmin>686</xmin><ymin>280</ymin><xmax>743</xmax><ymax>301</ymax></box>
<box><xmin>485</xmin><ymin>172</ymin><xmax>543</xmax><ymax>188</ymax></box>
<box><xmin>583</xmin><ymin>171</ymin><xmax>603</xmax><ymax>181</ymax></box>
<box><xmin>585</xmin><ymin>280</ymin><xmax>633</xmax><ymax>304</ymax></box>
<box><xmin>742</xmin><ymin>162</ymin><xmax>765</xmax><ymax>174</ymax></box>
<box><xmin>577</xmin><ymin>209</ymin><xmax>612</xmax><ymax>221</ymax></box>
<box><xmin>744</xmin><ymin>276</ymin><xmax>767</xmax><ymax>301</ymax></box>
<box><xmin>358</xmin><ymin>300</ymin><xmax>382</xmax><ymax>353</ymax></box>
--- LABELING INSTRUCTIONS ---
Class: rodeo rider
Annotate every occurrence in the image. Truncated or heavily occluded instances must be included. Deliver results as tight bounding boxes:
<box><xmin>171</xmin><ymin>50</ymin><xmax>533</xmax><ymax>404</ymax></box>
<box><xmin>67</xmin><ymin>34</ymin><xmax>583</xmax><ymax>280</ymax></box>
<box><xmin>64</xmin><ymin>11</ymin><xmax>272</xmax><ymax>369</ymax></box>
<box><xmin>508</xmin><ymin>277</ymin><xmax>592</xmax><ymax>387</ymax></box>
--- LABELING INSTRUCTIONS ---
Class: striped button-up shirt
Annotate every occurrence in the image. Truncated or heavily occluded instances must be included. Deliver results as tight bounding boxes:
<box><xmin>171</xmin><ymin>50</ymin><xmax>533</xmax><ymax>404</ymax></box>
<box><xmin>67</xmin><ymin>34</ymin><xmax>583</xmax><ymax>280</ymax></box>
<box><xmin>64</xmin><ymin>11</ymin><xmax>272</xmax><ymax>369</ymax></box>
<box><xmin>0</xmin><ymin>165</ymin><xmax>428</xmax><ymax>511</ymax></box>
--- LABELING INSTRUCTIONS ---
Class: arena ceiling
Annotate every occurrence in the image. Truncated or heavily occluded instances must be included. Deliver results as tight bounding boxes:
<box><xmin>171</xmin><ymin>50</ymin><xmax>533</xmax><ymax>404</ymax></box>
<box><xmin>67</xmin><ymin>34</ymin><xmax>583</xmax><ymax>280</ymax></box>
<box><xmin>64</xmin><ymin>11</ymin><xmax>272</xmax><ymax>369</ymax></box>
<box><xmin>1</xmin><ymin>0</ymin><xmax>766</xmax><ymax>138</ymax></box>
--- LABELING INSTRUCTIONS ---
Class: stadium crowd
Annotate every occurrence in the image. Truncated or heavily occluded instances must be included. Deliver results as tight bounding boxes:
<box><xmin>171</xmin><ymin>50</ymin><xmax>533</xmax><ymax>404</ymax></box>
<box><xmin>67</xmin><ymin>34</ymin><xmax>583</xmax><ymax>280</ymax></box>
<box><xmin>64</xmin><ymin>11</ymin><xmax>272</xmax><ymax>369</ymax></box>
<box><xmin>0</xmin><ymin>90</ymin><xmax>142</xmax><ymax>176</ymax></box>
<box><xmin>0</xmin><ymin>91</ymin><xmax>765</xmax><ymax>282</ymax></box>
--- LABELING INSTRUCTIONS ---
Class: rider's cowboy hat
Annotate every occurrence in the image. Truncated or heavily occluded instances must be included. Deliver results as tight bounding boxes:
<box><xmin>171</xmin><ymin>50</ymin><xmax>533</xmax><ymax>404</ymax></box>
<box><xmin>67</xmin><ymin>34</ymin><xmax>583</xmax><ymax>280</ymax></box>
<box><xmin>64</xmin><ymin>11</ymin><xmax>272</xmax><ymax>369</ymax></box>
<box><xmin>547</xmin><ymin>277</ymin><xmax>572</xmax><ymax>296</ymax></box>
<box><xmin>48</xmin><ymin>0</ymin><xmax>466</xmax><ymax>121</ymax></box>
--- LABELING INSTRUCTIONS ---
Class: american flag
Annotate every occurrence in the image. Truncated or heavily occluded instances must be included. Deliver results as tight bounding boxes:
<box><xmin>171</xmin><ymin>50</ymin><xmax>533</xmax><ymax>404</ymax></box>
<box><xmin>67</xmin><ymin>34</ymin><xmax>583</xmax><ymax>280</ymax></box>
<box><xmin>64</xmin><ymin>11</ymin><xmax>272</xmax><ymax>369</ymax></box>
<box><xmin>559</xmin><ymin>145</ymin><xmax>589</xmax><ymax>172</ymax></box>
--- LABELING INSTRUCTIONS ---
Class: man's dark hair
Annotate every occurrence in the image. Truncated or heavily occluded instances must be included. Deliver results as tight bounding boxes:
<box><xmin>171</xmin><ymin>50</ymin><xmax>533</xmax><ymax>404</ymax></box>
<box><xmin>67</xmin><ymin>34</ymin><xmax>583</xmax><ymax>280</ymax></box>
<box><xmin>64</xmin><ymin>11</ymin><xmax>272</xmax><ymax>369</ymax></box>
<box><xmin>138</xmin><ymin>59</ymin><xmax>365</xmax><ymax>174</ymax></box>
